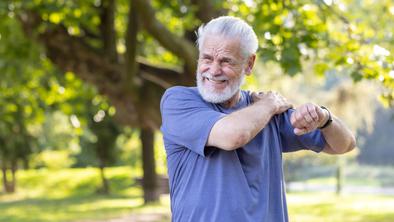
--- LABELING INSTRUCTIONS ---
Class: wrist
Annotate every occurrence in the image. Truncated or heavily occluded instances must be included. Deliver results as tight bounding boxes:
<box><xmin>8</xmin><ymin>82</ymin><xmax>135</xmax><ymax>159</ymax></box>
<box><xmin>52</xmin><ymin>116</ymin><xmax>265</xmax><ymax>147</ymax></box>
<box><xmin>254</xmin><ymin>101</ymin><xmax>276</xmax><ymax>117</ymax></box>
<box><xmin>318</xmin><ymin>106</ymin><xmax>332</xmax><ymax>129</ymax></box>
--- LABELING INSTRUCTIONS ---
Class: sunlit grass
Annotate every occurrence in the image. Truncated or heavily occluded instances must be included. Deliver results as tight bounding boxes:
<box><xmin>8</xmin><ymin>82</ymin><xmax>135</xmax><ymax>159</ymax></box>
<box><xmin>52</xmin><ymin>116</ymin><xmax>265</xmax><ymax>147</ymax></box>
<box><xmin>1</xmin><ymin>167</ymin><xmax>394</xmax><ymax>222</ymax></box>
<box><xmin>0</xmin><ymin>166</ymin><xmax>169</xmax><ymax>222</ymax></box>
<box><xmin>304</xmin><ymin>176</ymin><xmax>382</xmax><ymax>187</ymax></box>
<box><xmin>288</xmin><ymin>192</ymin><xmax>394</xmax><ymax>222</ymax></box>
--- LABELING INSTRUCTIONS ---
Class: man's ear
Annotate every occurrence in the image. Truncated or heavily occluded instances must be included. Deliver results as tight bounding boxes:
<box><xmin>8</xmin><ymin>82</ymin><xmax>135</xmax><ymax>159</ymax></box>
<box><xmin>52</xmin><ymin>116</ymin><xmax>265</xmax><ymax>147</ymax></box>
<box><xmin>245</xmin><ymin>54</ymin><xmax>256</xmax><ymax>75</ymax></box>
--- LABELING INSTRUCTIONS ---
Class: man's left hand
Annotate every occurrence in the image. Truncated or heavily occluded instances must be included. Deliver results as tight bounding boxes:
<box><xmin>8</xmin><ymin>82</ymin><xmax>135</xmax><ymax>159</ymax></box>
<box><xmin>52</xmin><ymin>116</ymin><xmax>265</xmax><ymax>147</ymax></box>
<box><xmin>290</xmin><ymin>103</ymin><xmax>328</xmax><ymax>135</ymax></box>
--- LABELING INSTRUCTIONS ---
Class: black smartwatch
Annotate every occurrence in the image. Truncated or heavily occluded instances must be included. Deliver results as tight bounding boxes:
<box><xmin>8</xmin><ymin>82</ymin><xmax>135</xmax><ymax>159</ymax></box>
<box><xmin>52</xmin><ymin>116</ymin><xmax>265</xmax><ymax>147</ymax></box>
<box><xmin>318</xmin><ymin>106</ymin><xmax>332</xmax><ymax>129</ymax></box>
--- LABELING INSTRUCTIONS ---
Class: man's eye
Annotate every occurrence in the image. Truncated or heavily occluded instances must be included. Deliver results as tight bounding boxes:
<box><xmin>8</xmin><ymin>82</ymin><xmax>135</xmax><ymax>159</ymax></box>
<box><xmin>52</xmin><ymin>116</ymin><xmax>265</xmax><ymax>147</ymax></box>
<box><xmin>221</xmin><ymin>59</ymin><xmax>232</xmax><ymax>65</ymax></box>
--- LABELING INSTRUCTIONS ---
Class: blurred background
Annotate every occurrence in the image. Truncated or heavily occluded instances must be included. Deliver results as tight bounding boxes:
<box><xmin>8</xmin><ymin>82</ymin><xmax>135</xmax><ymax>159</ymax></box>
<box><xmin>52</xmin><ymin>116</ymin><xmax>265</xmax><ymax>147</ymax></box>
<box><xmin>1</xmin><ymin>0</ymin><xmax>394</xmax><ymax>221</ymax></box>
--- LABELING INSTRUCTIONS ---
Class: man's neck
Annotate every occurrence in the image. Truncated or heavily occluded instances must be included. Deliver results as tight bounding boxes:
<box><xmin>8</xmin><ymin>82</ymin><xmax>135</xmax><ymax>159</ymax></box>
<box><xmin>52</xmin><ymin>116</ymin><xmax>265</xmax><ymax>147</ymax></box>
<box><xmin>220</xmin><ymin>91</ymin><xmax>241</xmax><ymax>109</ymax></box>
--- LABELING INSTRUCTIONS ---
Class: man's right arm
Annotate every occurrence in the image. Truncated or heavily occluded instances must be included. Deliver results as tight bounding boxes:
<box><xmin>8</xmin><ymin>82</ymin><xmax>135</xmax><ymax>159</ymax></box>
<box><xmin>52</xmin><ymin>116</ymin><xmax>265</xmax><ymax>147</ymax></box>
<box><xmin>207</xmin><ymin>92</ymin><xmax>292</xmax><ymax>150</ymax></box>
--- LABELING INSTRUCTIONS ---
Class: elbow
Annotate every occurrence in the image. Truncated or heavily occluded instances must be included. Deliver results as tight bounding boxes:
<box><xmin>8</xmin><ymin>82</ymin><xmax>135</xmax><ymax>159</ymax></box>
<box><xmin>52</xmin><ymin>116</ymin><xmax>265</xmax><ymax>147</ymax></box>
<box><xmin>334</xmin><ymin>135</ymin><xmax>357</xmax><ymax>154</ymax></box>
<box><xmin>346</xmin><ymin>135</ymin><xmax>357</xmax><ymax>153</ymax></box>
<box><xmin>234</xmin><ymin>132</ymin><xmax>250</xmax><ymax>149</ymax></box>
<box><xmin>221</xmin><ymin>131</ymin><xmax>250</xmax><ymax>151</ymax></box>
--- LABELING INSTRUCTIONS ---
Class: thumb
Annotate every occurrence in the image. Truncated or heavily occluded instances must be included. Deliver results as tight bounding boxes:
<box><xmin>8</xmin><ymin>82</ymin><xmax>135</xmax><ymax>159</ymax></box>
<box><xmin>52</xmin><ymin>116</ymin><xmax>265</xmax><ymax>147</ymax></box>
<box><xmin>294</xmin><ymin>127</ymin><xmax>308</xmax><ymax>136</ymax></box>
<box><xmin>251</xmin><ymin>91</ymin><xmax>264</xmax><ymax>103</ymax></box>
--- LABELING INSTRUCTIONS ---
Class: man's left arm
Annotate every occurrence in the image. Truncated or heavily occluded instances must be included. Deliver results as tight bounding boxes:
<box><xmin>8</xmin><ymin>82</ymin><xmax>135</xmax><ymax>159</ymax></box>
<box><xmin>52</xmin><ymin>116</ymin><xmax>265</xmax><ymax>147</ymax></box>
<box><xmin>290</xmin><ymin>103</ymin><xmax>356</xmax><ymax>154</ymax></box>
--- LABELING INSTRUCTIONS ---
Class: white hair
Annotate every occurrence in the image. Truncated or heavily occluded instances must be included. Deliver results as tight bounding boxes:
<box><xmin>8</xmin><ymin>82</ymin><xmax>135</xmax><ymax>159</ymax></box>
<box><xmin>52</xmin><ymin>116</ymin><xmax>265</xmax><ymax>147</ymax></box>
<box><xmin>196</xmin><ymin>16</ymin><xmax>258</xmax><ymax>58</ymax></box>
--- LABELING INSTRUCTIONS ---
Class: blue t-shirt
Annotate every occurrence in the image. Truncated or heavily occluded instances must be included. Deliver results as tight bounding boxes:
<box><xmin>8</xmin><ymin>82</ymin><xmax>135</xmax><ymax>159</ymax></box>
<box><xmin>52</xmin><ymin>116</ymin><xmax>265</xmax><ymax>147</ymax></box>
<box><xmin>160</xmin><ymin>86</ymin><xmax>326</xmax><ymax>222</ymax></box>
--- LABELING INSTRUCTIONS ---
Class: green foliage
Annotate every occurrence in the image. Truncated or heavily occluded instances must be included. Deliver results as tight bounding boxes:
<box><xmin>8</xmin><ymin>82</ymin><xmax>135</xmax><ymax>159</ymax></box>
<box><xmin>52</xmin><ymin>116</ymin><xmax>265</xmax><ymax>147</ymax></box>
<box><xmin>0</xmin><ymin>7</ymin><xmax>122</xmax><ymax>170</ymax></box>
<box><xmin>79</xmin><ymin>111</ymin><xmax>121</xmax><ymax>168</ymax></box>
<box><xmin>224</xmin><ymin>0</ymin><xmax>394</xmax><ymax>105</ymax></box>
<box><xmin>0</xmin><ymin>13</ymin><xmax>49</xmax><ymax>164</ymax></box>
<box><xmin>2</xmin><ymin>0</ymin><xmax>393</xmax><ymax>107</ymax></box>
<box><xmin>60</xmin><ymin>72</ymin><xmax>123</xmax><ymax>168</ymax></box>
<box><xmin>32</xmin><ymin>150</ymin><xmax>75</xmax><ymax>169</ymax></box>
<box><xmin>114</xmin><ymin>130</ymin><xmax>168</xmax><ymax>174</ymax></box>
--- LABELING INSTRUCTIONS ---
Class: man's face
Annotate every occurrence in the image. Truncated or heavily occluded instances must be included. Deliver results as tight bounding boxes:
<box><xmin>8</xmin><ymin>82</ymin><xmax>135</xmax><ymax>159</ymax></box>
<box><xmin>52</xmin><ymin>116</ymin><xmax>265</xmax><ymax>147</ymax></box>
<box><xmin>196</xmin><ymin>35</ymin><xmax>247</xmax><ymax>104</ymax></box>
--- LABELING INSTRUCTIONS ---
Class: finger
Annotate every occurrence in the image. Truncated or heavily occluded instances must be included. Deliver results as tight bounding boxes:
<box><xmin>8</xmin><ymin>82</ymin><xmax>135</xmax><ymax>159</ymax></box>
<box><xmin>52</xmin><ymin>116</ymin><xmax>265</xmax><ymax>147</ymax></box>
<box><xmin>303</xmin><ymin>111</ymin><xmax>313</xmax><ymax>123</ymax></box>
<box><xmin>301</xmin><ymin>109</ymin><xmax>317</xmax><ymax>131</ymax></box>
<box><xmin>291</xmin><ymin>110</ymin><xmax>302</xmax><ymax>127</ymax></box>
<box><xmin>290</xmin><ymin>111</ymin><xmax>296</xmax><ymax>125</ymax></box>
<box><xmin>304</xmin><ymin>116</ymin><xmax>313</xmax><ymax>124</ymax></box>
<box><xmin>317</xmin><ymin>106</ymin><xmax>327</xmax><ymax>120</ymax></box>
<box><xmin>303</xmin><ymin>123</ymin><xmax>316</xmax><ymax>132</ymax></box>
<box><xmin>294</xmin><ymin>127</ymin><xmax>308</xmax><ymax>136</ymax></box>
<box><xmin>295</xmin><ymin>110</ymin><xmax>309</xmax><ymax>128</ymax></box>
<box><xmin>251</xmin><ymin>92</ymin><xmax>261</xmax><ymax>103</ymax></box>
<box><xmin>307</xmin><ymin>104</ymin><xmax>319</xmax><ymax>122</ymax></box>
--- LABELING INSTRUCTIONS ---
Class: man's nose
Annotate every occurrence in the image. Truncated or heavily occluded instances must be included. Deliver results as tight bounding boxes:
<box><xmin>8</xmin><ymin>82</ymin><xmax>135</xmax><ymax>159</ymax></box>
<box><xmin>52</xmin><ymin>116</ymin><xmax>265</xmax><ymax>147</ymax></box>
<box><xmin>210</xmin><ymin>61</ymin><xmax>222</xmax><ymax>75</ymax></box>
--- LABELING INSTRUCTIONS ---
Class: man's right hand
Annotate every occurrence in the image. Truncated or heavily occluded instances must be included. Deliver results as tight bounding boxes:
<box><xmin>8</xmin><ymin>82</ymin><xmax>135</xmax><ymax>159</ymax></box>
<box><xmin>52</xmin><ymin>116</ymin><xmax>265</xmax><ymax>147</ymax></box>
<box><xmin>251</xmin><ymin>91</ymin><xmax>293</xmax><ymax>115</ymax></box>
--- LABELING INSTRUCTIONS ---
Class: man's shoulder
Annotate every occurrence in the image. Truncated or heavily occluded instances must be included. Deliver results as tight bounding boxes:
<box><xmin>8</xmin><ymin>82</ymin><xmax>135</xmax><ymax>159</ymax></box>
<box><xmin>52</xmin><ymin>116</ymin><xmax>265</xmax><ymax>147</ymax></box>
<box><xmin>164</xmin><ymin>86</ymin><xmax>198</xmax><ymax>96</ymax></box>
<box><xmin>162</xmin><ymin>86</ymin><xmax>201</xmax><ymax>102</ymax></box>
<box><xmin>160</xmin><ymin>86</ymin><xmax>202</xmax><ymax>110</ymax></box>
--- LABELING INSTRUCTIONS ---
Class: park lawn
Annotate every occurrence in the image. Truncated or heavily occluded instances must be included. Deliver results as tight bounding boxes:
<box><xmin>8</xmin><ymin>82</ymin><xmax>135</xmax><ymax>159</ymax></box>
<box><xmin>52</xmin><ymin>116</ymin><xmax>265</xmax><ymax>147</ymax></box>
<box><xmin>0</xmin><ymin>167</ymin><xmax>170</xmax><ymax>222</ymax></box>
<box><xmin>1</xmin><ymin>167</ymin><xmax>394</xmax><ymax>222</ymax></box>
<box><xmin>287</xmin><ymin>192</ymin><xmax>394</xmax><ymax>222</ymax></box>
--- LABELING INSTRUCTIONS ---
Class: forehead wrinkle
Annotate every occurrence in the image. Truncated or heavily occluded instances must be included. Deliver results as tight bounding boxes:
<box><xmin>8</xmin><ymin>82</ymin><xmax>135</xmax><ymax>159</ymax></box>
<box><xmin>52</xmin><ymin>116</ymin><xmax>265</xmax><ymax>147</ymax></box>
<box><xmin>201</xmin><ymin>38</ymin><xmax>242</xmax><ymax>61</ymax></box>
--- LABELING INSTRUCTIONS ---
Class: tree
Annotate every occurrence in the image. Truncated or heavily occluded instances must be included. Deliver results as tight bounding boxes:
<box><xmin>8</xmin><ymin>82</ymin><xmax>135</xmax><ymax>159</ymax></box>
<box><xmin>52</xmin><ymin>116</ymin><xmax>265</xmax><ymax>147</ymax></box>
<box><xmin>0</xmin><ymin>13</ymin><xmax>46</xmax><ymax>193</ymax></box>
<box><xmin>2</xmin><ymin>0</ymin><xmax>393</xmax><ymax>202</ymax></box>
<box><xmin>0</xmin><ymin>105</ymin><xmax>36</xmax><ymax>193</ymax></box>
<box><xmin>80</xmin><ymin>100</ymin><xmax>121</xmax><ymax>194</ymax></box>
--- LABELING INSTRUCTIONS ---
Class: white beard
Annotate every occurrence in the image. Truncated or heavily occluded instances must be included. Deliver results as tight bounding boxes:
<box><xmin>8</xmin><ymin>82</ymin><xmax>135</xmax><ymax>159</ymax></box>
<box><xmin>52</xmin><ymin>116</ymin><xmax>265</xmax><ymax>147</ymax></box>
<box><xmin>196</xmin><ymin>71</ymin><xmax>245</xmax><ymax>104</ymax></box>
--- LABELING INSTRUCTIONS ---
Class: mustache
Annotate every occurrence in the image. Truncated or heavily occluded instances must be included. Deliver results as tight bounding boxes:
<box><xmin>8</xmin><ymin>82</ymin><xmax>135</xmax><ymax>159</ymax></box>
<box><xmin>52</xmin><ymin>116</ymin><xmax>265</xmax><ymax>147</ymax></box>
<box><xmin>200</xmin><ymin>72</ymin><xmax>229</xmax><ymax>81</ymax></box>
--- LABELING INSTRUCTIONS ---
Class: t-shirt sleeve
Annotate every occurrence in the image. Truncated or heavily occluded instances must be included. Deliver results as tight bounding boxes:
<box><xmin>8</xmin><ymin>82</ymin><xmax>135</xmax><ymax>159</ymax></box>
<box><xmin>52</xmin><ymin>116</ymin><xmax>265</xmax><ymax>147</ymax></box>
<box><xmin>160</xmin><ymin>86</ymin><xmax>225</xmax><ymax>157</ymax></box>
<box><xmin>278</xmin><ymin>109</ymin><xmax>326</xmax><ymax>153</ymax></box>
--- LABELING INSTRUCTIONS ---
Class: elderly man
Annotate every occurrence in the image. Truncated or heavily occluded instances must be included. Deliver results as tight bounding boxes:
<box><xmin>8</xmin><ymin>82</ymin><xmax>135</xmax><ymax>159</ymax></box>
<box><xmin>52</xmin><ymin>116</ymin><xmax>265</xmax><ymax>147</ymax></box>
<box><xmin>160</xmin><ymin>16</ymin><xmax>355</xmax><ymax>222</ymax></box>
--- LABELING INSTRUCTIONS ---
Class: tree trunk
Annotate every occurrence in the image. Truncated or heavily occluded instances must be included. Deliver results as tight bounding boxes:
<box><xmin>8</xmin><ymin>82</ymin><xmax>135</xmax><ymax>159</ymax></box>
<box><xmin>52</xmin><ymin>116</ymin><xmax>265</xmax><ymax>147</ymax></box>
<box><xmin>10</xmin><ymin>160</ymin><xmax>16</xmax><ymax>193</ymax></box>
<box><xmin>140</xmin><ymin>128</ymin><xmax>159</xmax><ymax>203</ymax></box>
<box><xmin>22</xmin><ymin>157</ymin><xmax>29</xmax><ymax>170</ymax></box>
<box><xmin>1</xmin><ymin>161</ymin><xmax>15</xmax><ymax>193</ymax></box>
<box><xmin>98</xmin><ymin>162</ymin><xmax>110</xmax><ymax>195</ymax></box>
<box><xmin>1</xmin><ymin>162</ymin><xmax>8</xmax><ymax>193</ymax></box>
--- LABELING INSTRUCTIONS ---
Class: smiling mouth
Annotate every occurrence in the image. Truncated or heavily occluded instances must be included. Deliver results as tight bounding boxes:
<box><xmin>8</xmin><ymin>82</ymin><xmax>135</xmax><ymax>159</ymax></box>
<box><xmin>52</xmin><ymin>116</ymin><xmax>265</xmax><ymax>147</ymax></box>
<box><xmin>204</xmin><ymin>77</ymin><xmax>227</xmax><ymax>83</ymax></box>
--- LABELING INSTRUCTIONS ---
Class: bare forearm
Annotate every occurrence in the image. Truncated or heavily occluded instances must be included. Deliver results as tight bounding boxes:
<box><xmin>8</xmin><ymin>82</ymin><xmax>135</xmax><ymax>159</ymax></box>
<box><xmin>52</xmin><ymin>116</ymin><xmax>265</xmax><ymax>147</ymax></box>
<box><xmin>321</xmin><ymin>116</ymin><xmax>356</xmax><ymax>154</ymax></box>
<box><xmin>207</xmin><ymin>91</ymin><xmax>291</xmax><ymax>150</ymax></box>
<box><xmin>207</xmin><ymin>103</ymin><xmax>274</xmax><ymax>150</ymax></box>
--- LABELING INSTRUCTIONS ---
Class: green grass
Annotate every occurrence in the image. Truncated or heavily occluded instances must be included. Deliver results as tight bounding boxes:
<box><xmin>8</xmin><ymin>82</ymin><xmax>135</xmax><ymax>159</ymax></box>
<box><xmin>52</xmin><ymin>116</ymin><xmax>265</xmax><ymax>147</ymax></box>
<box><xmin>0</xmin><ymin>167</ymin><xmax>170</xmax><ymax>222</ymax></box>
<box><xmin>1</xmin><ymin>167</ymin><xmax>394</xmax><ymax>222</ymax></box>
<box><xmin>288</xmin><ymin>192</ymin><xmax>394</xmax><ymax>222</ymax></box>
